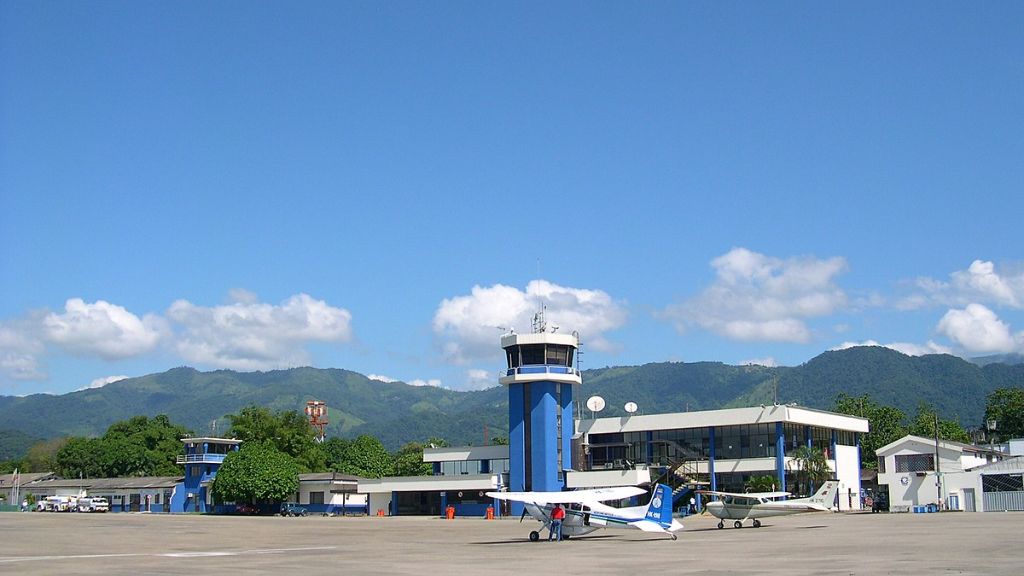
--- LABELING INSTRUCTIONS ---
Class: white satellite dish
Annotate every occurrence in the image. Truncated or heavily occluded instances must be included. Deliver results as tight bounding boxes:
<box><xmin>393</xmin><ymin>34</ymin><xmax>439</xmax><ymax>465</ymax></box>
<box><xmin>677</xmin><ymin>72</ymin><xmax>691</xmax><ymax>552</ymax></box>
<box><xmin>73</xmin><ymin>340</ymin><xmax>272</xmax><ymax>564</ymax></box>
<box><xmin>624</xmin><ymin>401</ymin><xmax>638</xmax><ymax>414</ymax></box>
<box><xmin>586</xmin><ymin>395</ymin><xmax>606</xmax><ymax>413</ymax></box>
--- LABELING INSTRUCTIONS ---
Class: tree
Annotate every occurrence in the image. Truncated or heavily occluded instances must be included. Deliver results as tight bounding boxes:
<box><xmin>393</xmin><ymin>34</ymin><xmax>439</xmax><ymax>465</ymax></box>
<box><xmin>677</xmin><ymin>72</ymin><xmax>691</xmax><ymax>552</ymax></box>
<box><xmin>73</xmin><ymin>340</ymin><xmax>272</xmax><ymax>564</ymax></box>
<box><xmin>746</xmin><ymin>474</ymin><xmax>777</xmax><ymax>492</ymax></box>
<box><xmin>226</xmin><ymin>406</ymin><xmax>323</xmax><ymax>472</ymax></box>
<box><xmin>211</xmin><ymin>441</ymin><xmax>299</xmax><ymax>504</ymax></box>
<box><xmin>331</xmin><ymin>435</ymin><xmax>391</xmax><ymax>478</ymax></box>
<box><xmin>833</xmin><ymin>393</ymin><xmax>907</xmax><ymax>469</ymax></box>
<box><xmin>908</xmin><ymin>403</ymin><xmax>971</xmax><ymax>444</ymax></box>
<box><xmin>55</xmin><ymin>437</ymin><xmax>107</xmax><ymax>479</ymax></box>
<box><xmin>22</xmin><ymin>438</ymin><xmax>68</xmax><ymax>473</ymax></box>
<box><xmin>392</xmin><ymin>441</ymin><xmax>432</xmax><ymax>477</ymax></box>
<box><xmin>54</xmin><ymin>414</ymin><xmax>192</xmax><ymax>478</ymax></box>
<box><xmin>788</xmin><ymin>446</ymin><xmax>830</xmax><ymax>497</ymax></box>
<box><xmin>984</xmin><ymin>387</ymin><xmax>1024</xmax><ymax>442</ymax></box>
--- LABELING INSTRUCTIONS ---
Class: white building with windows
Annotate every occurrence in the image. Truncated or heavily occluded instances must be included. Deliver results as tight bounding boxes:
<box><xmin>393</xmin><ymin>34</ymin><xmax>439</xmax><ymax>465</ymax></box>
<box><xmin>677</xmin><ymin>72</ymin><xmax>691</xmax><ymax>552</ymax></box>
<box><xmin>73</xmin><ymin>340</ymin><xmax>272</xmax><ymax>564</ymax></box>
<box><xmin>876</xmin><ymin>435</ymin><xmax>1003</xmax><ymax>512</ymax></box>
<box><xmin>357</xmin><ymin>404</ymin><xmax>870</xmax><ymax>516</ymax></box>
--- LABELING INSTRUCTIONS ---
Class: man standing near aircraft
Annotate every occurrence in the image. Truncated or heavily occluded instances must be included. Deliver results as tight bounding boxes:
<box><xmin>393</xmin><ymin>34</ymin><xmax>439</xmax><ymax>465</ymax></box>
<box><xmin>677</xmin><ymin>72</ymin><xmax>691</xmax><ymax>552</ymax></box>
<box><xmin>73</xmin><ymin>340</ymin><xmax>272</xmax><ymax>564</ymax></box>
<box><xmin>548</xmin><ymin>504</ymin><xmax>566</xmax><ymax>541</ymax></box>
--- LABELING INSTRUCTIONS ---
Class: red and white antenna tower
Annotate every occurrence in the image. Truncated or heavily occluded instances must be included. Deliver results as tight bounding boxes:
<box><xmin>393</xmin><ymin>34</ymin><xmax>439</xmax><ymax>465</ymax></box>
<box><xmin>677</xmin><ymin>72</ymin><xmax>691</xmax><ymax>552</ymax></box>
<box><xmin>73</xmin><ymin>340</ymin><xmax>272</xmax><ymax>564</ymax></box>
<box><xmin>305</xmin><ymin>401</ymin><xmax>328</xmax><ymax>443</ymax></box>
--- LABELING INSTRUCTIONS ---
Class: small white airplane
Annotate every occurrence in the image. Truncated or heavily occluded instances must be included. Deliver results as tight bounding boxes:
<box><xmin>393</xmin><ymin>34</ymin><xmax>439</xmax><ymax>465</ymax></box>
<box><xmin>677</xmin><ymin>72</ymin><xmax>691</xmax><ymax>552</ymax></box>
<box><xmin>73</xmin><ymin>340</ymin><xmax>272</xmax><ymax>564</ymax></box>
<box><xmin>698</xmin><ymin>480</ymin><xmax>839</xmax><ymax>529</ymax></box>
<box><xmin>486</xmin><ymin>483</ymin><xmax>684</xmax><ymax>541</ymax></box>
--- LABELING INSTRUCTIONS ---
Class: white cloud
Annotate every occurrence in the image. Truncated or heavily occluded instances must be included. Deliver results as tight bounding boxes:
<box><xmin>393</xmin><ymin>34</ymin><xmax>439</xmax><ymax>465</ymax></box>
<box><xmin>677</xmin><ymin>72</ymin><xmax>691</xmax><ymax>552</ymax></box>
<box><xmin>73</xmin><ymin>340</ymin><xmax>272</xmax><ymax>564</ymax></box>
<box><xmin>464</xmin><ymin>368</ymin><xmax>495</xmax><ymax>390</ymax></box>
<box><xmin>367</xmin><ymin>374</ymin><xmax>398</xmax><ymax>383</ymax></box>
<box><xmin>831</xmin><ymin>340</ymin><xmax>952</xmax><ymax>356</ymax></box>
<box><xmin>42</xmin><ymin>298</ymin><xmax>165</xmax><ymax>359</ymax></box>
<box><xmin>662</xmin><ymin>248</ymin><xmax>848</xmax><ymax>343</ymax></box>
<box><xmin>79</xmin><ymin>375</ymin><xmax>129</xmax><ymax>391</ymax></box>
<box><xmin>433</xmin><ymin>280</ymin><xmax>627</xmax><ymax>364</ymax></box>
<box><xmin>227</xmin><ymin>288</ymin><xmax>260</xmax><ymax>305</ymax></box>
<box><xmin>0</xmin><ymin>321</ymin><xmax>46</xmax><ymax>381</ymax></box>
<box><xmin>408</xmin><ymin>378</ymin><xmax>442</xmax><ymax>388</ymax></box>
<box><xmin>167</xmin><ymin>293</ymin><xmax>353</xmax><ymax>371</ymax></box>
<box><xmin>935</xmin><ymin>304</ymin><xmax>1022</xmax><ymax>354</ymax></box>
<box><xmin>902</xmin><ymin>260</ymin><xmax>1024</xmax><ymax>310</ymax></box>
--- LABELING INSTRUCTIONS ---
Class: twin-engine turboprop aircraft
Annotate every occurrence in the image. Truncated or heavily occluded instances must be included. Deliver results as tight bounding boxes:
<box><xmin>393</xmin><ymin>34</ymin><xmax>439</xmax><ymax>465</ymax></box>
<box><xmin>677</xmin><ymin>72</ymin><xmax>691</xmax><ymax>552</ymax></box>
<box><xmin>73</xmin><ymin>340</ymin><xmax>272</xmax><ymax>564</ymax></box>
<box><xmin>698</xmin><ymin>480</ymin><xmax>839</xmax><ymax>529</ymax></box>
<box><xmin>486</xmin><ymin>483</ymin><xmax>684</xmax><ymax>541</ymax></box>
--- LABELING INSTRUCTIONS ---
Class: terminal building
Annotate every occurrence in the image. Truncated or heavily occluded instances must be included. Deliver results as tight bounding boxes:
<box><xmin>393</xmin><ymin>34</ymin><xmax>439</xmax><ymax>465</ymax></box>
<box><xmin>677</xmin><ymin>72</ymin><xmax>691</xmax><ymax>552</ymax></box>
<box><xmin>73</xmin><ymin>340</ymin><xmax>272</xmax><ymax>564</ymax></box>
<box><xmin>358</xmin><ymin>324</ymin><xmax>870</xmax><ymax>515</ymax></box>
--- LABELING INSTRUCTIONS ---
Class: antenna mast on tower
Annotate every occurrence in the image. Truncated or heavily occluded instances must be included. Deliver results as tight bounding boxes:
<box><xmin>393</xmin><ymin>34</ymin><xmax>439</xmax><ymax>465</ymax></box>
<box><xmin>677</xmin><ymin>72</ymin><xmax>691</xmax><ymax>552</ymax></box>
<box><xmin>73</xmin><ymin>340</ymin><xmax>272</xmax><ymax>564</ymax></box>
<box><xmin>305</xmin><ymin>401</ymin><xmax>328</xmax><ymax>443</ymax></box>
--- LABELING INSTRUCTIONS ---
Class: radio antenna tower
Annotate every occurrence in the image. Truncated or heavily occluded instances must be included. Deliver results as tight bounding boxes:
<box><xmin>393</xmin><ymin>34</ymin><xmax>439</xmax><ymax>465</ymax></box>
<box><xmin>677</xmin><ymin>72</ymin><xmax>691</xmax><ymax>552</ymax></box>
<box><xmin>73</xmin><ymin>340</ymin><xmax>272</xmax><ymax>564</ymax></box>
<box><xmin>305</xmin><ymin>401</ymin><xmax>328</xmax><ymax>443</ymax></box>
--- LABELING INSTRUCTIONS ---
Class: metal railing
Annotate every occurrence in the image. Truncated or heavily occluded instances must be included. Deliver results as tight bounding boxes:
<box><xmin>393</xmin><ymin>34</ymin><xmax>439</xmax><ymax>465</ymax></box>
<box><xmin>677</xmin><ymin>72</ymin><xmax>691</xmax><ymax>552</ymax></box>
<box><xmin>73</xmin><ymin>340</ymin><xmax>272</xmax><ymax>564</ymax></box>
<box><xmin>504</xmin><ymin>366</ymin><xmax>581</xmax><ymax>377</ymax></box>
<box><xmin>176</xmin><ymin>453</ymin><xmax>227</xmax><ymax>464</ymax></box>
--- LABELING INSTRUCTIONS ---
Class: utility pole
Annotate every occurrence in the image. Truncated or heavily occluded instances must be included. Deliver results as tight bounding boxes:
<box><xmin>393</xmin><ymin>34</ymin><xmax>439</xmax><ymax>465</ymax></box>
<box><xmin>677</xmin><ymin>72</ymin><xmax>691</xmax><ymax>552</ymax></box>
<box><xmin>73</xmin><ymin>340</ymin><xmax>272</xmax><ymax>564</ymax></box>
<box><xmin>934</xmin><ymin>413</ymin><xmax>943</xmax><ymax>510</ymax></box>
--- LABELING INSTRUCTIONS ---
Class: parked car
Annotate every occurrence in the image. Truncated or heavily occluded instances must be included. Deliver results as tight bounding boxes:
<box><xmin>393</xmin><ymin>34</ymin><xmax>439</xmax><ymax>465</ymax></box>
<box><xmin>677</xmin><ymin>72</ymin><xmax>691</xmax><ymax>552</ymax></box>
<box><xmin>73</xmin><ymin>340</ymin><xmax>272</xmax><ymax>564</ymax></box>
<box><xmin>279</xmin><ymin>502</ymin><xmax>307</xmax><ymax>517</ymax></box>
<box><xmin>235</xmin><ymin>503</ymin><xmax>259</xmax><ymax>515</ymax></box>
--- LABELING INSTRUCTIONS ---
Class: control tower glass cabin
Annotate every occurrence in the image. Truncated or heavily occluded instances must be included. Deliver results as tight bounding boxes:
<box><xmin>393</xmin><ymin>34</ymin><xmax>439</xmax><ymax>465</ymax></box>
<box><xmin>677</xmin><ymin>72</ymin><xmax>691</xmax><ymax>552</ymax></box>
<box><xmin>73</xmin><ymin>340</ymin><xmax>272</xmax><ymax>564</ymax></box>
<box><xmin>500</xmin><ymin>332</ymin><xmax>581</xmax><ymax>493</ymax></box>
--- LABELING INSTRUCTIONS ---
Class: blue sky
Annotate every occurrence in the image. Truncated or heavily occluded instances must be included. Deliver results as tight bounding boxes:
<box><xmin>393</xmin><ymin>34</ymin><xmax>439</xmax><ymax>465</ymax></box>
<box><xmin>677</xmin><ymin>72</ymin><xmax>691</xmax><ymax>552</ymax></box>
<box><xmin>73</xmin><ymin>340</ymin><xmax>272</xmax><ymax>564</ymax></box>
<box><xmin>2</xmin><ymin>2</ymin><xmax>1022</xmax><ymax>395</ymax></box>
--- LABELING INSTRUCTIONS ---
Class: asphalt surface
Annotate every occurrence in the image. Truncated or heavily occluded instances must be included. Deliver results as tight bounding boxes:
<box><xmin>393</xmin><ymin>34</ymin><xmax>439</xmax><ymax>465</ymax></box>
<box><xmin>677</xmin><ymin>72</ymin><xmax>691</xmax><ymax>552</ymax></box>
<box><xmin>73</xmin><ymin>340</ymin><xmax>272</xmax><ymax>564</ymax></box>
<box><xmin>0</xmin><ymin>510</ymin><xmax>1019</xmax><ymax>575</ymax></box>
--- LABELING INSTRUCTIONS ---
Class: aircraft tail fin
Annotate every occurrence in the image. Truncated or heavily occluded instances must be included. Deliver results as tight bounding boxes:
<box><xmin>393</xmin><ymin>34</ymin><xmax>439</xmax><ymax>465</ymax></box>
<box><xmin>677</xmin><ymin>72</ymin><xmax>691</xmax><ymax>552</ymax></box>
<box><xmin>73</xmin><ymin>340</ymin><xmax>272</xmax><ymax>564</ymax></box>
<box><xmin>644</xmin><ymin>484</ymin><xmax>674</xmax><ymax>527</ymax></box>
<box><xmin>804</xmin><ymin>480</ymin><xmax>839</xmax><ymax>509</ymax></box>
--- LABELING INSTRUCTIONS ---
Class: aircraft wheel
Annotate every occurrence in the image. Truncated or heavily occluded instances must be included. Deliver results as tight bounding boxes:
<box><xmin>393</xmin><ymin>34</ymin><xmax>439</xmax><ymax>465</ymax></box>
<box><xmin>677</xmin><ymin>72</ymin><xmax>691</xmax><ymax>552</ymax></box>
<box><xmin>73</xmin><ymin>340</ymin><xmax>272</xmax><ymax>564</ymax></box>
<box><xmin>562</xmin><ymin>534</ymin><xmax>570</xmax><ymax>540</ymax></box>
<box><xmin>529</xmin><ymin>531</ymin><xmax>540</xmax><ymax>542</ymax></box>
<box><xmin>753</xmin><ymin>519</ymin><xmax>761</xmax><ymax>528</ymax></box>
<box><xmin>717</xmin><ymin>521</ymin><xmax>724</xmax><ymax>529</ymax></box>
<box><xmin>733</xmin><ymin>520</ymin><xmax>743</xmax><ymax>529</ymax></box>
<box><xmin>671</xmin><ymin>533</ymin><xmax>678</xmax><ymax>541</ymax></box>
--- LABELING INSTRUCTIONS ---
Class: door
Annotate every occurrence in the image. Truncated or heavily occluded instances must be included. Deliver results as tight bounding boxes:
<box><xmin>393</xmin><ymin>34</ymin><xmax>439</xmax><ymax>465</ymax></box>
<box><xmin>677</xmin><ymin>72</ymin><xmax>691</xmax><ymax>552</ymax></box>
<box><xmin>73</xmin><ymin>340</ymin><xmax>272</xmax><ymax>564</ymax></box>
<box><xmin>963</xmin><ymin>488</ymin><xmax>976</xmax><ymax>512</ymax></box>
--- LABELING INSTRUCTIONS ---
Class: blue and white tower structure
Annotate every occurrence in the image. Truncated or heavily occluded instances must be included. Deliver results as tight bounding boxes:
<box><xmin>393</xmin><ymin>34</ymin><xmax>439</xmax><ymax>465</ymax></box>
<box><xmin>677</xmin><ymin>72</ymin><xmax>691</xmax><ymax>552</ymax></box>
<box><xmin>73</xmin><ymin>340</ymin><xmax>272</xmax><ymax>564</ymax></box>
<box><xmin>170</xmin><ymin>437</ymin><xmax>241</xmax><ymax>513</ymax></box>
<box><xmin>500</xmin><ymin>314</ymin><xmax>581</xmax><ymax>497</ymax></box>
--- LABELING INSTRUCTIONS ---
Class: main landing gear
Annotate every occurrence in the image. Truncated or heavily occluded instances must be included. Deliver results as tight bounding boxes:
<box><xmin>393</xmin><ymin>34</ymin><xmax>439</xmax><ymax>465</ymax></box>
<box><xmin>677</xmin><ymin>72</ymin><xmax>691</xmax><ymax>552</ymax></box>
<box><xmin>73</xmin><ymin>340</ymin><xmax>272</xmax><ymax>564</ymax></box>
<box><xmin>718</xmin><ymin>519</ymin><xmax>761</xmax><ymax>529</ymax></box>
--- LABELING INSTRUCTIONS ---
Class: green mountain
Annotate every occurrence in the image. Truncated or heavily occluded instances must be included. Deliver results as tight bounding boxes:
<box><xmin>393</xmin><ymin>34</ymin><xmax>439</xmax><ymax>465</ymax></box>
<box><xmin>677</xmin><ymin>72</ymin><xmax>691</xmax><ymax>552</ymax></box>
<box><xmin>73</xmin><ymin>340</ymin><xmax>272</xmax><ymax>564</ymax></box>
<box><xmin>1</xmin><ymin>346</ymin><xmax>1021</xmax><ymax>458</ymax></box>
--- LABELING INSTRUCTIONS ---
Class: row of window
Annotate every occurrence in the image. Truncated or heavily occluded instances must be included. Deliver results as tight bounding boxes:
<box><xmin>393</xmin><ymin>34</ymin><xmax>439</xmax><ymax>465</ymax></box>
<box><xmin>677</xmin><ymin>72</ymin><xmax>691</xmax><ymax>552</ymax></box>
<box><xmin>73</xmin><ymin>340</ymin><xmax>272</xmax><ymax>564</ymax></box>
<box><xmin>589</xmin><ymin>424</ymin><xmax>854</xmax><ymax>467</ymax></box>
<box><xmin>506</xmin><ymin>344</ymin><xmax>574</xmax><ymax>368</ymax></box>
<box><xmin>436</xmin><ymin>459</ymin><xmax>510</xmax><ymax>476</ymax></box>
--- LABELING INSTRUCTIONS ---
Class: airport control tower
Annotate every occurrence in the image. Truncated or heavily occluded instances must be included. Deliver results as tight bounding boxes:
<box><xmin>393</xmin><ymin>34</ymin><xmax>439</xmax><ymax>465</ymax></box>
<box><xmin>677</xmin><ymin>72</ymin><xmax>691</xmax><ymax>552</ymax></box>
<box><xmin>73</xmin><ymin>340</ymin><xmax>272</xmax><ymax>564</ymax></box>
<box><xmin>500</xmin><ymin>310</ymin><xmax>581</xmax><ymax>494</ymax></box>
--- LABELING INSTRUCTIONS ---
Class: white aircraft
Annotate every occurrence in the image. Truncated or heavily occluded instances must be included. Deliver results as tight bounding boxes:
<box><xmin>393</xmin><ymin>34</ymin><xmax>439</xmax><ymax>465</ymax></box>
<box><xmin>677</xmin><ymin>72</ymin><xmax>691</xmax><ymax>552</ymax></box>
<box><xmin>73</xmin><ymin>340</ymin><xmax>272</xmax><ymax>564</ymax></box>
<box><xmin>698</xmin><ymin>480</ymin><xmax>839</xmax><ymax>529</ymax></box>
<box><xmin>486</xmin><ymin>483</ymin><xmax>684</xmax><ymax>541</ymax></box>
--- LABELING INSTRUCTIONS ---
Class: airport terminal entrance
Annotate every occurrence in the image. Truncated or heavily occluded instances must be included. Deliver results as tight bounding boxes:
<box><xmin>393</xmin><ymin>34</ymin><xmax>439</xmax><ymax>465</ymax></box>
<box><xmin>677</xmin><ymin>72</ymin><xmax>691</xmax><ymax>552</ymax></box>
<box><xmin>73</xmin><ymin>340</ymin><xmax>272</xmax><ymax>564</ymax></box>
<box><xmin>396</xmin><ymin>491</ymin><xmax>441</xmax><ymax>516</ymax></box>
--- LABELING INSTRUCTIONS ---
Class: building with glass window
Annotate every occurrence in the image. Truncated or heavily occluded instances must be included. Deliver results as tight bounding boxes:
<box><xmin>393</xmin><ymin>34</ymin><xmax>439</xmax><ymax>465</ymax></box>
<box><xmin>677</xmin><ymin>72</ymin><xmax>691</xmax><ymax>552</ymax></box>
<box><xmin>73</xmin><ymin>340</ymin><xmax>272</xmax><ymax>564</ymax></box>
<box><xmin>356</xmin><ymin>325</ymin><xmax>877</xmax><ymax>516</ymax></box>
<box><xmin>575</xmin><ymin>404</ymin><xmax>869</xmax><ymax>510</ymax></box>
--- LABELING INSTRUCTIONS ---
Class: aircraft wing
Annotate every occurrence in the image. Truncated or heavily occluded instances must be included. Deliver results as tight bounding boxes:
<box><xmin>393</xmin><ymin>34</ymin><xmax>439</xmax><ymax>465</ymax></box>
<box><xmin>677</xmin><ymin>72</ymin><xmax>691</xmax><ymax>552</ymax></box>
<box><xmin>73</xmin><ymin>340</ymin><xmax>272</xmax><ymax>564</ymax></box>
<box><xmin>696</xmin><ymin>489</ymin><xmax>790</xmax><ymax>500</ymax></box>
<box><xmin>486</xmin><ymin>486</ymin><xmax>646</xmax><ymax>505</ymax></box>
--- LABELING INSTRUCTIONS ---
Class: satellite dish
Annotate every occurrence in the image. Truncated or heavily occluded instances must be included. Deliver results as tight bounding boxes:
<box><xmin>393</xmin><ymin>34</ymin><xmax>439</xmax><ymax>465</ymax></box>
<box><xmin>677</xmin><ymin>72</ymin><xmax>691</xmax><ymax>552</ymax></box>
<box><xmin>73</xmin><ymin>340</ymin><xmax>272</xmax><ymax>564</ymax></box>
<box><xmin>586</xmin><ymin>396</ymin><xmax>606</xmax><ymax>412</ymax></box>
<box><xmin>624</xmin><ymin>402</ymin><xmax>638</xmax><ymax>414</ymax></box>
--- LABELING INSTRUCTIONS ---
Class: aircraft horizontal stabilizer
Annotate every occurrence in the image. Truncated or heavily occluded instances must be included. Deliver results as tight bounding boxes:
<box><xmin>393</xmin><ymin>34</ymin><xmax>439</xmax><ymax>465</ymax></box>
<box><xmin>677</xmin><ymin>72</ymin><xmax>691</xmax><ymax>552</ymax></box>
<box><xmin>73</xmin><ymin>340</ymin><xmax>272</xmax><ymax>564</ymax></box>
<box><xmin>629</xmin><ymin>520</ymin><xmax>669</xmax><ymax>533</ymax></box>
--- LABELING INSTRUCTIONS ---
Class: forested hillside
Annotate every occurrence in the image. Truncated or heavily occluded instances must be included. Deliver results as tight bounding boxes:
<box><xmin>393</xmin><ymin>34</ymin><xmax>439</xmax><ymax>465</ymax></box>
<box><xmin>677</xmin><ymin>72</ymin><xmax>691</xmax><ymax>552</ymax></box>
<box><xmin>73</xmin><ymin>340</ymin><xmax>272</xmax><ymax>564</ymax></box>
<box><xmin>1</xmin><ymin>346</ymin><xmax>1021</xmax><ymax>456</ymax></box>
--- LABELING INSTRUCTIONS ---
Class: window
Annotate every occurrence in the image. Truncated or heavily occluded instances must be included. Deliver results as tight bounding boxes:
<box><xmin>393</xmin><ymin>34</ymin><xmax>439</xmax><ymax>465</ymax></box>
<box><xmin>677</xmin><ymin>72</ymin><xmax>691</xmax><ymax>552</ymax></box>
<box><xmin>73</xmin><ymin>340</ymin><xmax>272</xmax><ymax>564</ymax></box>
<box><xmin>982</xmin><ymin>474</ymin><xmax>1024</xmax><ymax>493</ymax></box>
<box><xmin>309</xmin><ymin>492</ymin><xmax>325</xmax><ymax>505</ymax></box>
<box><xmin>545</xmin><ymin>345</ymin><xmax>569</xmax><ymax>366</ymax></box>
<box><xmin>836</xmin><ymin>430</ymin><xmax>856</xmax><ymax>446</ymax></box>
<box><xmin>878</xmin><ymin>456</ymin><xmax>886</xmax><ymax>473</ymax></box>
<box><xmin>520</xmin><ymin>345</ymin><xmax>545</xmax><ymax>365</ymax></box>
<box><xmin>894</xmin><ymin>454</ymin><xmax>934</xmax><ymax>473</ymax></box>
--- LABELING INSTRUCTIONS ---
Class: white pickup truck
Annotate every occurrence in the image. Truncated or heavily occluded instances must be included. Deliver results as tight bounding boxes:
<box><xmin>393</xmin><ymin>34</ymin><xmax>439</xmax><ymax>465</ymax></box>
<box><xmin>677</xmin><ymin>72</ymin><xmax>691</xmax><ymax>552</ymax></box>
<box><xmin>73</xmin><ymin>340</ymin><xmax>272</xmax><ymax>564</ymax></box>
<box><xmin>77</xmin><ymin>497</ymin><xmax>110</xmax><ymax>513</ymax></box>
